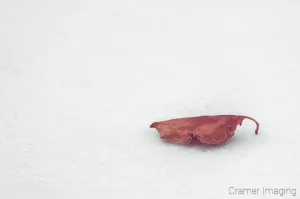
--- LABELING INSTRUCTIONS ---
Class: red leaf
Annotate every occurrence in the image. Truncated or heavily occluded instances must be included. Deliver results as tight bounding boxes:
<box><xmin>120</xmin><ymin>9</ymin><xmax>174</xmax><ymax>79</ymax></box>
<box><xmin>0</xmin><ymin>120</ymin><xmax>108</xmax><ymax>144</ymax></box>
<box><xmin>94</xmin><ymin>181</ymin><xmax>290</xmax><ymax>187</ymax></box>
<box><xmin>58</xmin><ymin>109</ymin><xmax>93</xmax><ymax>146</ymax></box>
<box><xmin>150</xmin><ymin>115</ymin><xmax>259</xmax><ymax>145</ymax></box>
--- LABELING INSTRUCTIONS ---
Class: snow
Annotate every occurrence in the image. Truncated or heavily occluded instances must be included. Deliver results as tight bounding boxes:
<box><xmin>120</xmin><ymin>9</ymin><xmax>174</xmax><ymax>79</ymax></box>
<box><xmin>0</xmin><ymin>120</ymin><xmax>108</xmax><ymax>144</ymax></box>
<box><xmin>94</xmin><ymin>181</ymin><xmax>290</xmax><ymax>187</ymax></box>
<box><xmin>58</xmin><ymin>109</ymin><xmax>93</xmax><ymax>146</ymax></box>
<box><xmin>1</xmin><ymin>0</ymin><xmax>299</xmax><ymax>198</ymax></box>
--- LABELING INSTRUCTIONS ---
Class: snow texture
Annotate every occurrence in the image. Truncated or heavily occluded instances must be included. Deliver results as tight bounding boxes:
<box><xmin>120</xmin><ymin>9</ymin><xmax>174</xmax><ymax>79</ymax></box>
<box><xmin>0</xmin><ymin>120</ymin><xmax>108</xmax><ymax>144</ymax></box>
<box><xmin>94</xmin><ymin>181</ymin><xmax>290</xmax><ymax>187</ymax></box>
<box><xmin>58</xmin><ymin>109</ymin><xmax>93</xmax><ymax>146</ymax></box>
<box><xmin>1</xmin><ymin>0</ymin><xmax>300</xmax><ymax>198</ymax></box>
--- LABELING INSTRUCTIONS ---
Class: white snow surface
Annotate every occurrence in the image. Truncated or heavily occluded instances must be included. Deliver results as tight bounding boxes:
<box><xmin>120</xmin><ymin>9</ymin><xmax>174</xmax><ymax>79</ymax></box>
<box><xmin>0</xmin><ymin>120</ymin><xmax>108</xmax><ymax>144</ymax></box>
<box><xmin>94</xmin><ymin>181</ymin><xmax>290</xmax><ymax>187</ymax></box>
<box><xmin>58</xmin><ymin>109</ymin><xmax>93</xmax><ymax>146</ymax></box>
<box><xmin>1</xmin><ymin>1</ymin><xmax>300</xmax><ymax>198</ymax></box>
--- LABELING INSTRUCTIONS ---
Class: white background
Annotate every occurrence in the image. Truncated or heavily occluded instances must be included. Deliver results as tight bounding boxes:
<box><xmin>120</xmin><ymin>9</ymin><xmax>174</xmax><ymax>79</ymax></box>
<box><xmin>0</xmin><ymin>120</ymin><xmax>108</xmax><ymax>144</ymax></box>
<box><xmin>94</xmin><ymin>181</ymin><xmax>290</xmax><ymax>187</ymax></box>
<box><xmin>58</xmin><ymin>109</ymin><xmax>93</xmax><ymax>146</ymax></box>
<box><xmin>1</xmin><ymin>0</ymin><xmax>299</xmax><ymax>198</ymax></box>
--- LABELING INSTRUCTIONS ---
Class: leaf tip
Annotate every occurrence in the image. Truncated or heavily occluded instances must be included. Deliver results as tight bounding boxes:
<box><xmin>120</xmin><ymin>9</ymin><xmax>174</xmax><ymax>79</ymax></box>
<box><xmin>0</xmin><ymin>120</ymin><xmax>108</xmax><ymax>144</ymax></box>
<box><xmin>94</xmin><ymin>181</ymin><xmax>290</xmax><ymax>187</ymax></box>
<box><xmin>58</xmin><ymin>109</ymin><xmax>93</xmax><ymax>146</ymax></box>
<box><xmin>150</xmin><ymin>122</ymin><xmax>159</xmax><ymax>128</ymax></box>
